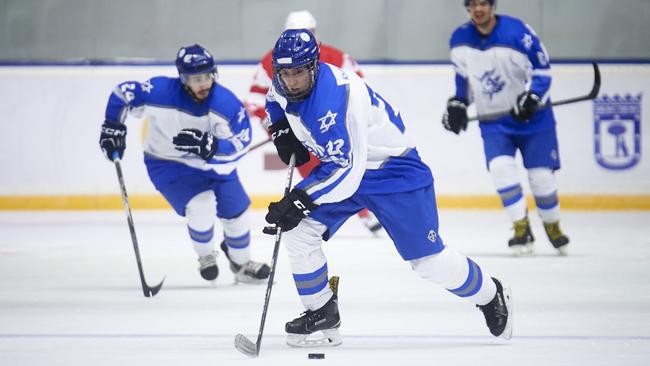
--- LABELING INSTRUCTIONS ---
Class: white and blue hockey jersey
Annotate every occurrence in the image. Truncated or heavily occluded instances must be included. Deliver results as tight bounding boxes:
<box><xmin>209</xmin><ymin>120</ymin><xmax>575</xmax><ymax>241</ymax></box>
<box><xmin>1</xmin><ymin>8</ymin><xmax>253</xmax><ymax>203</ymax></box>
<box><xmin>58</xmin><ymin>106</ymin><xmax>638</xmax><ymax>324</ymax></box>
<box><xmin>450</xmin><ymin>15</ymin><xmax>556</xmax><ymax>134</ymax></box>
<box><xmin>266</xmin><ymin>63</ymin><xmax>433</xmax><ymax>205</ymax></box>
<box><xmin>104</xmin><ymin>77</ymin><xmax>251</xmax><ymax>175</ymax></box>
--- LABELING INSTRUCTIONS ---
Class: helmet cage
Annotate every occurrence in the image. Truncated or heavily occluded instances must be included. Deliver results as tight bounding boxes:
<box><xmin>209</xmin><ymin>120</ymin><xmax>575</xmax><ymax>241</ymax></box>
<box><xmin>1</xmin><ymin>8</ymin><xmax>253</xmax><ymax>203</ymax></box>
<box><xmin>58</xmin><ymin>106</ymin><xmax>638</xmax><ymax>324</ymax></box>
<box><xmin>272</xmin><ymin>60</ymin><xmax>319</xmax><ymax>102</ymax></box>
<box><xmin>271</xmin><ymin>29</ymin><xmax>320</xmax><ymax>102</ymax></box>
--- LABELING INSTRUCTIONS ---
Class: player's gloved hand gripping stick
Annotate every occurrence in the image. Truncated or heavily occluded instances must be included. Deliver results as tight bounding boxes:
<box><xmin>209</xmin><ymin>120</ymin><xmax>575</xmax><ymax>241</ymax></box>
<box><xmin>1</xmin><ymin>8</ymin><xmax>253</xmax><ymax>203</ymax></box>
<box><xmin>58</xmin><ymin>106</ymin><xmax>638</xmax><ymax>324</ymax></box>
<box><xmin>468</xmin><ymin>62</ymin><xmax>600</xmax><ymax>121</ymax></box>
<box><xmin>468</xmin><ymin>62</ymin><xmax>601</xmax><ymax>122</ymax></box>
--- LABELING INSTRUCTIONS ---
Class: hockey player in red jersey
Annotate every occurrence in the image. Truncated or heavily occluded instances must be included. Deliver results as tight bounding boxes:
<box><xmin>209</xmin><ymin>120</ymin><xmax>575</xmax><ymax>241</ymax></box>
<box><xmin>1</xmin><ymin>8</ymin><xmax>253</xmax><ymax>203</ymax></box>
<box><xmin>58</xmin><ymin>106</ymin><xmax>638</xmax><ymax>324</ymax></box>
<box><xmin>245</xmin><ymin>10</ymin><xmax>382</xmax><ymax>235</ymax></box>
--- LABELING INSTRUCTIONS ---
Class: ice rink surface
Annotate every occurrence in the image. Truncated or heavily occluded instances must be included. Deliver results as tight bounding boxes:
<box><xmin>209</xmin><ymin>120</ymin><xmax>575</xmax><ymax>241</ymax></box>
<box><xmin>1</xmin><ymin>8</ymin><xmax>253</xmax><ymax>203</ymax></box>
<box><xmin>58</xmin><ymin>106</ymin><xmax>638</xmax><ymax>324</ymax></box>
<box><xmin>1</xmin><ymin>209</ymin><xmax>649</xmax><ymax>366</ymax></box>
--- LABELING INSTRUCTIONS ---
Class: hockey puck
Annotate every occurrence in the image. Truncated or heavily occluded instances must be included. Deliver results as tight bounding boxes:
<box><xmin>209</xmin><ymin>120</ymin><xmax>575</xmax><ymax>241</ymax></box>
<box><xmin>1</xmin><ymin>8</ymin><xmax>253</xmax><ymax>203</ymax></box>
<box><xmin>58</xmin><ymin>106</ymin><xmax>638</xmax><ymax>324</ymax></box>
<box><xmin>308</xmin><ymin>353</ymin><xmax>325</xmax><ymax>359</ymax></box>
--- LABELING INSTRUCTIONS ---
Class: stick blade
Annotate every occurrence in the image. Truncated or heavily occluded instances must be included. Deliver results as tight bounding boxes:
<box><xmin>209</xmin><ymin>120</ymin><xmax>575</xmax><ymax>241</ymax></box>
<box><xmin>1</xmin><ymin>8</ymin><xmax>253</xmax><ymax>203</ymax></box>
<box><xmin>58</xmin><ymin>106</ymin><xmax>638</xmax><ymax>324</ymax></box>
<box><xmin>589</xmin><ymin>62</ymin><xmax>601</xmax><ymax>98</ymax></box>
<box><xmin>144</xmin><ymin>276</ymin><xmax>165</xmax><ymax>298</ymax></box>
<box><xmin>234</xmin><ymin>333</ymin><xmax>258</xmax><ymax>357</ymax></box>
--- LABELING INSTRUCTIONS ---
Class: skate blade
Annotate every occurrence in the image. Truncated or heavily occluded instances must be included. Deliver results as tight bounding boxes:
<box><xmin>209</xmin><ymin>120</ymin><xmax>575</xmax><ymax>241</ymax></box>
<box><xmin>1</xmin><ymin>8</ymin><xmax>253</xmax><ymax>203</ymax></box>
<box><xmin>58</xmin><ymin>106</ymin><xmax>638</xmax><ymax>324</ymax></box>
<box><xmin>511</xmin><ymin>244</ymin><xmax>534</xmax><ymax>257</ymax></box>
<box><xmin>556</xmin><ymin>244</ymin><xmax>569</xmax><ymax>256</ymax></box>
<box><xmin>500</xmin><ymin>286</ymin><xmax>514</xmax><ymax>340</ymax></box>
<box><xmin>286</xmin><ymin>328</ymin><xmax>343</xmax><ymax>348</ymax></box>
<box><xmin>234</xmin><ymin>273</ymin><xmax>273</xmax><ymax>285</ymax></box>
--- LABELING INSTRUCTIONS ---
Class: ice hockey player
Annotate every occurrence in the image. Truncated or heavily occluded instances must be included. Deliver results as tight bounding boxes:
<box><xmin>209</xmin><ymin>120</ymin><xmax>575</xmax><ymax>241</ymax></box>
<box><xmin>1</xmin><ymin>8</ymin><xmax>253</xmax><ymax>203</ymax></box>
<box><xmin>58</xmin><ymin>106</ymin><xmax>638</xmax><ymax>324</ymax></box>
<box><xmin>245</xmin><ymin>9</ymin><xmax>382</xmax><ymax>235</ymax></box>
<box><xmin>442</xmin><ymin>0</ymin><xmax>569</xmax><ymax>256</ymax></box>
<box><xmin>99</xmin><ymin>44</ymin><xmax>270</xmax><ymax>283</ymax></box>
<box><xmin>263</xmin><ymin>29</ymin><xmax>513</xmax><ymax>347</ymax></box>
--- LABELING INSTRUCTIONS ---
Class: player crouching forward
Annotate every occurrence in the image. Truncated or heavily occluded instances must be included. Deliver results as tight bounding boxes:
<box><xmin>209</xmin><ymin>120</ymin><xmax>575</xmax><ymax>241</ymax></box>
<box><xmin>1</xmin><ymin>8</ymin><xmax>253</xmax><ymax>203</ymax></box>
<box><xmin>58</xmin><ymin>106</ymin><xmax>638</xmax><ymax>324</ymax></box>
<box><xmin>263</xmin><ymin>29</ymin><xmax>513</xmax><ymax>347</ymax></box>
<box><xmin>99</xmin><ymin>44</ymin><xmax>270</xmax><ymax>284</ymax></box>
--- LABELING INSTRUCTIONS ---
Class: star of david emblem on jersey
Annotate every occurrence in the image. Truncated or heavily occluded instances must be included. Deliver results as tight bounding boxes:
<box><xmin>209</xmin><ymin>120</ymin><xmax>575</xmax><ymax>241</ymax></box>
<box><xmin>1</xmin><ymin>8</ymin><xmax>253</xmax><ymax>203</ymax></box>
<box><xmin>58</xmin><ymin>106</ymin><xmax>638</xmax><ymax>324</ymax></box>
<box><xmin>318</xmin><ymin>110</ymin><xmax>337</xmax><ymax>133</ymax></box>
<box><xmin>522</xmin><ymin>33</ymin><xmax>533</xmax><ymax>50</ymax></box>
<box><xmin>141</xmin><ymin>80</ymin><xmax>153</xmax><ymax>93</ymax></box>
<box><xmin>476</xmin><ymin>69</ymin><xmax>505</xmax><ymax>101</ymax></box>
<box><xmin>237</xmin><ymin>107</ymin><xmax>246</xmax><ymax>123</ymax></box>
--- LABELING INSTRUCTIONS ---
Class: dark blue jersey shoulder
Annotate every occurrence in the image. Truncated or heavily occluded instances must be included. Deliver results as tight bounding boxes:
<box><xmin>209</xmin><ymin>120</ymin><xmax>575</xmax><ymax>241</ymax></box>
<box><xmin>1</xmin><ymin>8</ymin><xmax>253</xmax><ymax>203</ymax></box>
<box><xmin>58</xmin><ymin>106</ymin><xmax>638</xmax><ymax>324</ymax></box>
<box><xmin>143</xmin><ymin>77</ymin><xmax>242</xmax><ymax>118</ymax></box>
<box><xmin>144</xmin><ymin>77</ymin><xmax>208</xmax><ymax>116</ymax></box>
<box><xmin>207</xmin><ymin>82</ymin><xmax>245</xmax><ymax>122</ymax></box>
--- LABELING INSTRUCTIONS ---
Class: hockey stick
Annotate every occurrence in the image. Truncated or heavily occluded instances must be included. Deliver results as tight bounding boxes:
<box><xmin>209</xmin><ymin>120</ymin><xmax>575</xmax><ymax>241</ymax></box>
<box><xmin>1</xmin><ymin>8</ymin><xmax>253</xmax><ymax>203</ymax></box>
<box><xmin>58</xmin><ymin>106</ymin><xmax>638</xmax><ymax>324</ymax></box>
<box><xmin>234</xmin><ymin>154</ymin><xmax>296</xmax><ymax>358</ymax></box>
<box><xmin>249</xmin><ymin>137</ymin><xmax>272</xmax><ymax>152</ymax></box>
<box><xmin>468</xmin><ymin>62</ymin><xmax>601</xmax><ymax>122</ymax></box>
<box><xmin>113</xmin><ymin>153</ymin><xmax>165</xmax><ymax>297</ymax></box>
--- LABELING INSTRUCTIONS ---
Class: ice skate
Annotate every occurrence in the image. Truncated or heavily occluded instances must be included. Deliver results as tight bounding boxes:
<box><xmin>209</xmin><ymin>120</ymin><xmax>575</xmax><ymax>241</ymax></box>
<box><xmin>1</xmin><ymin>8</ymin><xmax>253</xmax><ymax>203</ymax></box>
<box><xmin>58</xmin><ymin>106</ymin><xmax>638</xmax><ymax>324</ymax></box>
<box><xmin>543</xmin><ymin>221</ymin><xmax>569</xmax><ymax>256</ymax></box>
<box><xmin>359</xmin><ymin>209</ymin><xmax>383</xmax><ymax>235</ymax></box>
<box><xmin>220</xmin><ymin>242</ymin><xmax>270</xmax><ymax>283</ymax></box>
<box><xmin>198</xmin><ymin>251</ymin><xmax>219</xmax><ymax>281</ymax></box>
<box><xmin>286</xmin><ymin>277</ymin><xmax>342</xmax><ymax>348</ymax></box>
<box><xmin>508</xmin><ymin>217</ymin><xmax>534</xmax><ymax>256</ymax></box>
<box><xmin>477</xmin><ymin>277</ymin><xmax>513</xmax><ymax>340</ymax></box>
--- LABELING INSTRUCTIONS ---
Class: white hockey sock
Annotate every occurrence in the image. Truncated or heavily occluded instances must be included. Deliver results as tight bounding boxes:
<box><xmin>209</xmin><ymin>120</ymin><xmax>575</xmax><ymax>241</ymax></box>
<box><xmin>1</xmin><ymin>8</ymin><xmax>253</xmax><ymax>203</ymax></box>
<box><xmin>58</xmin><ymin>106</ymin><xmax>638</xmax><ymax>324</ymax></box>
<box><xmin>283</xmin><ymin>218</ymin><xmax>332</xmax><ymax>311</ymax></box>
<box><xmin>528</xmin><ymin>167</ymin><xmax>561</xmax><ymax>223</ymax></box>
<box><xmin>489</xmin><ymin>155</ymin><xmax>528</xmax><ymax>221</ymax></box>
<box><xmin>220</xmin><ymin>210</ymin><xmax>252</xmax><ymax>265</ymax></box>
<box><xmin>185</xmin><ymin>191</ymin><xmax>216</xmax><ymax>257</ymax></box>
<box><xmin>411</xmin><ymin>247</ymin><xmax>497</xmax><ymax>306</ymax></box>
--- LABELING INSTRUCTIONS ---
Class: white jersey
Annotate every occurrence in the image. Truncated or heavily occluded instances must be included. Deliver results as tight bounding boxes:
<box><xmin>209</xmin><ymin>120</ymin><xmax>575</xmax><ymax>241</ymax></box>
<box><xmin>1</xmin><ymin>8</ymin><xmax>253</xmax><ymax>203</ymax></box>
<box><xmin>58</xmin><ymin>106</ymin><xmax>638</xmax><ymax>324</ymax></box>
<box><xmin>266</xmin><ymin>63</ymin><xmax>432</xmax><ymax>205</ymax></box>
<box><xmin>450</xmin><ymin>15</ymin><xmax>555</xmax><ymax>132</ymax></box>
<box><xmin>104</xmin><ymin>77</ymin><xmax>251</xmax><ymax>175</ymax></box>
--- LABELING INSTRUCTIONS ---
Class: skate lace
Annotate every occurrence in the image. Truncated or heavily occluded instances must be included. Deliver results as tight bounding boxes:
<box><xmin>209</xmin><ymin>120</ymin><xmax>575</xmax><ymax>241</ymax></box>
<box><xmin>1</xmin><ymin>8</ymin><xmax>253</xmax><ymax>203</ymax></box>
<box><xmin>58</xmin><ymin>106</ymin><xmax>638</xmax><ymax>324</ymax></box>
<box><xmin>198</xmin><ymin>253</ymin><xmax>217</xmax><ymax>269</ymax></box>
<box><xmin>243</xmin><ymin>261</ymin><xmax>264</xmax><ymax>275</ymax></box>
<box><xmin>512</xmin><ymin>219</ymin><xmax>530</xmax><ymax>238</ymax></box>
<box><xmin>544</xmin><ymin>222</ymin><xmax>563</xmax><ymax>240</ymax></box>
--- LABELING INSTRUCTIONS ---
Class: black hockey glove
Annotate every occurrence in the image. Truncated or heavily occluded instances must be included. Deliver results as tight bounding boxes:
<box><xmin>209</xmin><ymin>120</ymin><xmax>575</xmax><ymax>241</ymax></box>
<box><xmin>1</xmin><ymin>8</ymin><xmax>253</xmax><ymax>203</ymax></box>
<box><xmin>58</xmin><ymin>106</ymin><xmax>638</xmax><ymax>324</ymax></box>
<box><xmin>442</xmin><ymin>97</ymin><xmax>468</xmax><ymax>134</ymax></box>
<box><xmin>265</xmin><ymin>188</ymin><xmax>317</xmax><ymax>233</ymax></box>
<box><xmin>172</xmin><ymin>128</ymin><xmax>217</xmax><ymax>161</ymax></box>
<box><xmin>269</xmin><ymin>118</ymin><xmax>310</xmax><ymax>167</ymax></box>
<box><xmin>511</xmin><ymin>92</ymin><xmax>542</xmax><ymax>122</ymax></box>
<box><xmin>100</xmin><ymin>121</ymin><xmax>127</xmax><ymax>161</ymax></box>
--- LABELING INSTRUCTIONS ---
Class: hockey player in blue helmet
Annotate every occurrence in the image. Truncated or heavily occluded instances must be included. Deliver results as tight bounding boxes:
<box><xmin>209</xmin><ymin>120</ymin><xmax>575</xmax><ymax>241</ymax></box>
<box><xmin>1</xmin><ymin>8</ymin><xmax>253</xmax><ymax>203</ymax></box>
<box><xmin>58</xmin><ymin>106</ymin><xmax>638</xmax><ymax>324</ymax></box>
<box><xmin>271</xmin><ymin>29</ymin><xmax>320</xmax><ymax>103</ymax></box>
<box><xmin>175</xmin><ymin>44</ymin><xmax>219</xmax><ymax>101</ymax></box>
<box><xmin>99</xmin><ymin>44</ymin><xmax>271</xmax><ymax>284</ymax></box>
<box><xmin>264</xmin><ymin>29</ymin><xmax>512</xmax><ymax>347</ymax></box>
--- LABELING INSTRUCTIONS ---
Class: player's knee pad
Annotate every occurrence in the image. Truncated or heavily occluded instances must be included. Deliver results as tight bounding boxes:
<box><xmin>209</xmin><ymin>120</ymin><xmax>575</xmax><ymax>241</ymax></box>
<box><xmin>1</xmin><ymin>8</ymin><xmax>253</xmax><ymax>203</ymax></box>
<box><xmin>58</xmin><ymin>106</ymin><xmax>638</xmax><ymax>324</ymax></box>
<box><xmin>283</xmin><ymin>218</ymin><xmax>328</xmax><ymax>257</ymax></box>
<box><xmin>219</xmin><ymin>209</ymin><xmax>250</xmax><ymax>238</ymax></box>
<box><xmin>410</xmin><ymin>247</ymin><xmax>467</xmax><ymax>289</ymax></box>
<box><xmin>185</xmin><ymin>190</ymin><xmax>216</xmax><ymax>230</ymax></box>
<box><xmin>528</xmin><ymin>167</ymin><xmax>557</xmax><ymax>196</ymax></box>
<box><xmin>488</xmin><ymin>155</ymin><xmax>519</xmax><ymax>189</ymax></box>
<box><xmin>528</xmin><ymin>167</ymin><xmax>559</xmax><ymax>212</ymax></box>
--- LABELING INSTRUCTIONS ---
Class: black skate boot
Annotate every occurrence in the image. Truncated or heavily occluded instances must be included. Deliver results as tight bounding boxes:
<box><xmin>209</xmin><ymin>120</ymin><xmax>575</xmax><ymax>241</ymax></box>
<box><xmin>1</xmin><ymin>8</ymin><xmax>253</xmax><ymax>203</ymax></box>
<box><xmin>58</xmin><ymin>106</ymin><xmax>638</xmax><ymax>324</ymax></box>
<box><xmin>508</xmin><ymin>217</ymin><xmax>534</xmax><ymax>256</ymax></box>
<box><xmin>197</xmin><ymin>252</ymin><xmax>219</xmax><ymax>281</ymax></box>
<box><xmin>477</xmin><ymin>277</ymin><xmax>513</xmax><ymax>339</ymax></box>
<box><xmin>220</xmin><ymin>241</ymin><xmax>270</xmax><ymax>283</ymax></box>
<box><xmin>543</xmin><ymin>221</ymin><xmax>569</xmax><ymax>256</ymax></box>
<box><xmin>286</xmin><ymin>276</ymin><xmax>342</xmax><ymax>347</ymax></box>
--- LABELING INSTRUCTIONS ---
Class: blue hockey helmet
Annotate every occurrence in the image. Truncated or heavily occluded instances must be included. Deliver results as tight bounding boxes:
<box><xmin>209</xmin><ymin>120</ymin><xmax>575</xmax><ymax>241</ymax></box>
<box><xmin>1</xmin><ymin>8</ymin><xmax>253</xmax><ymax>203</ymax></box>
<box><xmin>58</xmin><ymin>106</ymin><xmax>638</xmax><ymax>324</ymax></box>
<box><xmin>271</xmin><ymin>29</ymin><xmax>320</xmax><ymax>102</ymax></box>
<box><xmin>464</xmin><ymin>0</ymin><xmax>496</xmax><ymax>6</ymax></box>
<box><xmin>175</xmin><ymin>44</ymin><xmax>218</xmax><ymax>84</ymax></box>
